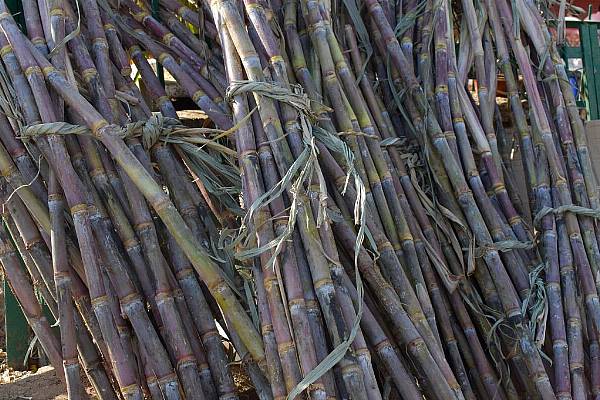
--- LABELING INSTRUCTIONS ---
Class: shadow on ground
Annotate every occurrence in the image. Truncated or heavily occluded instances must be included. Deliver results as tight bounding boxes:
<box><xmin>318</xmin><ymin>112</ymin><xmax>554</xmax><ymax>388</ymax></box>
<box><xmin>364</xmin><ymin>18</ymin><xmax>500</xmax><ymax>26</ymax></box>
<box><xmin>0</xmin><ymin>366</ymin><xmax>67</xmax><ymax>400</ymax></box>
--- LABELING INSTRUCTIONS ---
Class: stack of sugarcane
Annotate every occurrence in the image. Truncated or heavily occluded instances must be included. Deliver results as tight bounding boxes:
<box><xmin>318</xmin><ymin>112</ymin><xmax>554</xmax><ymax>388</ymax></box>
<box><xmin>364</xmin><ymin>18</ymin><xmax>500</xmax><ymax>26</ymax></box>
<box><xmin>0</xmin><ymin>0</ymin><xmax>598</xmax><ymax>398</ymax></box>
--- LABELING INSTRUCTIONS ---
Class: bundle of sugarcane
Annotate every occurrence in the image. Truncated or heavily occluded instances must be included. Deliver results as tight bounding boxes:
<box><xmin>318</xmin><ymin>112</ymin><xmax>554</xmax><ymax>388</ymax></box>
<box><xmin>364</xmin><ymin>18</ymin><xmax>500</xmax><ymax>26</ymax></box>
<box><xmin>0</xmin><ymin>1</ymin><xmax>247</xmax><ymax>398</ymax></box>
<box><xmin>0</xmin><ymin>0</ymin><xmax>598</xmax><ymax>398</ymax></box>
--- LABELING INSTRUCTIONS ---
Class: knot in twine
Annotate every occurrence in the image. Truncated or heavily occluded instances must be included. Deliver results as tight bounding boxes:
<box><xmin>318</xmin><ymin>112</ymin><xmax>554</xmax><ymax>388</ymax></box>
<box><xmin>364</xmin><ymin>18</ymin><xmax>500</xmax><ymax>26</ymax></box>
<box><xmin>119</xmin><ymin>114</ymin><xmax>181</xmax><ymax>149</ymax></box>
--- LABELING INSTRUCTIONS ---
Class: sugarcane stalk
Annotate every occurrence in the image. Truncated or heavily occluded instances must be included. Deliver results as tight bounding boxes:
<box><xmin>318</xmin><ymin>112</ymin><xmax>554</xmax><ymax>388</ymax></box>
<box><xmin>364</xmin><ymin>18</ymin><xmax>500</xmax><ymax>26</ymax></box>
<box><xmin>79</xmin><ymin>0</ymin><xmax>120</xmax><ymax>121</ymax></box>
<box><xmin>73</xmin><ymin>308</ymin><xmax>120</xmax><ymax>400</ymax></box>
<box><xmin>23</xmin><ymin>0</ymin><xmax>48</xmax><ymax>54</ymax></box>
<box><xmin>363</xmin><ymin>3</ymin><xmax>558</xmax><ymax>398</ymax></box>
<box><xmin>12</xmin><ymin>23</ymin><xmax>265</xmax><ymax>374</ymax></box>
<box><xmin>515</xmin><ymin>0</ymin><xmax>599</xmax><ymax>211</ymax></box>
<box><xmin>532</xmin><ymin>114</ymin><xmax>571</xmax><ymax>400</ymax></box>
<box><xmin>0</xmin><ymin>13</ymin><xmax>164</xmax><ymax>400</ymax></box>
<box><xmin>116</xmin><ymin>141</ymin><xmax>208</xmax><ymax>400</ymax></box>
<box><xmin>100</xmin><ymin>10</ymin><xmax>131</xmax><ymax>78</ymax></box>
<box><xmin>302</xmin><ymin>8</ymin><xmax>458</xmax><ymax>394</ymax></box>
<box><xmin>0</xmin><ymin>172</ymin><xmax>118</xmax><ymax>399</ymax></box>
<box><xmin>120</xmin><ymin>20</ymin><xmax>231</xmax><ymax>128</ymax></box>
<box><xmin>214</xmin><ymin>0</ymin><xmax>372</xmax><ymax>395</ymax></box>
<box><xmin>3</xmin><ymin>190</ymin><xmax>57</xmax><ymax>303</ymax></box>
<box><xmin>171</xmin><ymin>284</ymin><xmax>220</xmax><ymax>400</ymax></box>
<box><xmin>0</xmin><ymin>111</ymin><xmax>47</xmax><ymax>203</ymax></box>
<box><xmin>49</xmin><ymin>171</ymin><xmax>85</xmax><ymax>399</ymax></box>
<box><xmin>495</xmin><ymin>0</ymin><xmax>600</xmax><ymax>349</ymax></box>
<box><xmin>326</xmin><ymin>13</ymin><xmax>445</xmax><ymax>352</ymax></box>
<box><xmin>0</xmin><ymin>218</ymin><xmax>64</xmax><ymax>381</ymax></box>
<box><xmin>132</xmin><ymin>50</ymin><xmax>238</xmax><ymax>397</ymax></box>
<box><xmin>346</xmin><ymin>27</ymin><xmax>496</xmax><ymax>394</ymax></box>
<box><xmin>220</xmin><ymin>23</ymin><xmax>305</xmax><ymax>398</ymax></box>
<box><xmin>0</xmin><ymin>201</ymin><xmax>58</xmax><ymax>317</ymax></box>
<box><xmin>251</xmin><ymin>102</ymin><xmax>335</xmax><ymax>400</ymax></box>
<box><xmin>460</xmin><ymin>0</ymin><xmax>503</xmax><ymax>181</ymax></box>
<box><xmin>0</xmin><ymin>0</ymin><xmax>594</xmax><ymax>397</ymax></box>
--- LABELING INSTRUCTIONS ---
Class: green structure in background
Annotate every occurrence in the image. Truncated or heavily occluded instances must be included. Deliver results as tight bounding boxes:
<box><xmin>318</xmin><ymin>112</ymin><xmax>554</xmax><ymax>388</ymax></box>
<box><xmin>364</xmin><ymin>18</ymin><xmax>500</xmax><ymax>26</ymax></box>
<box><xmin>2</xmin><ymin>0</ymin><xmax>29</xmax><ymax>370</ymax></box>
<box><xmin>0</xmin><ymin>0</ymin><xmax>165</xmax><ymax>369</ymax></box>
<box><xmin>561</xmin><ymin>19</ymin><xmax>600</xmax><ymax>120</ymax></box>
<box><xmin>4</xmin><ymin>278</ymin><xmax>29</xmax><ymax>369</ymax></box>
<box><xmin>152</xmin><ymin>0</ymin><xmax>165</xmax><ymax>86</ymax></box>
<box><xmin>5</xmin><ymin>0</ymin><xmax>24</xmax><ymax>32</ymax></box>
<box><xmin>3</xmin><ymin>220</ymin><xmax>57</xmax><ymax>370</ymax></box>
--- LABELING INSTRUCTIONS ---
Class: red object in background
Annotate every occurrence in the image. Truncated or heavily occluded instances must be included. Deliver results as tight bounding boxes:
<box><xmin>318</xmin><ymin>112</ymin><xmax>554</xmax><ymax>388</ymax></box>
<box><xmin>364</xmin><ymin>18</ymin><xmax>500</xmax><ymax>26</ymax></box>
<box><xmin>563</xmin><ymin>0</ymin><xmax>600</xmax><ymax>20</ymax></box>
<box><xmin>565</xmin><ymin>29</ymin><xmax>580</xmax><ymax>47</ymax></box>
<box><xmin>554</xmin><ymin>1</ymin><xmax>600</xmax><ymax>46</ymax></box>
<box><xmin>566</xmin><ymin>0</ymin><xmax>600</xmax><ymax>14</ymax></box>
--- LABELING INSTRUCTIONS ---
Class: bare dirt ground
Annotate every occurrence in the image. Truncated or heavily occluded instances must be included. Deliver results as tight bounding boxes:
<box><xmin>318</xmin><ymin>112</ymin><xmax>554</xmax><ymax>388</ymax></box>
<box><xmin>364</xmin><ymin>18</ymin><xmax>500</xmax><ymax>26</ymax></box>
<box><xmin>0</xmin><ymin>363</ymin><xmax>258</xmax><ymax>400</ymax></box>
<box><xmin>0</xmin><ymin>365</ymin><xmax>97</xmax><ymax>400</ymax></box>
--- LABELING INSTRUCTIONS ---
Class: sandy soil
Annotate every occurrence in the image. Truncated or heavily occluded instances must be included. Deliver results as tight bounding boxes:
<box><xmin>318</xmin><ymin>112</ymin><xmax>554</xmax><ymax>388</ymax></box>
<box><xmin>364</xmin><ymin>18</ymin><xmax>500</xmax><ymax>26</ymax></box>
<box><xmin>0</xmin><ymin>365</ymin><xmax>97</xmax><ymax>400</ymax></box>
<box><xmin>0</xmin><ymin>364</ymin><xmax>258</xmax><ymax>400</ymax></box>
